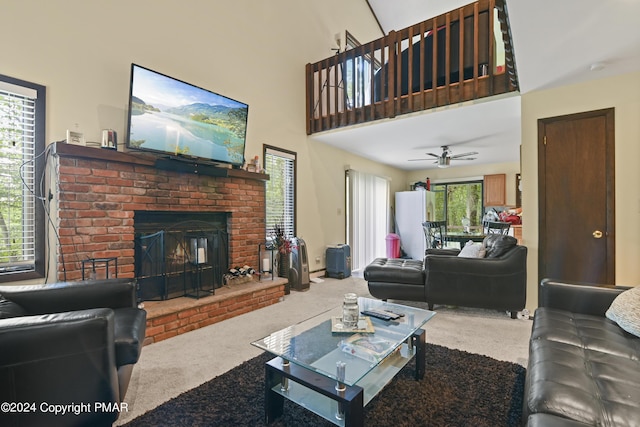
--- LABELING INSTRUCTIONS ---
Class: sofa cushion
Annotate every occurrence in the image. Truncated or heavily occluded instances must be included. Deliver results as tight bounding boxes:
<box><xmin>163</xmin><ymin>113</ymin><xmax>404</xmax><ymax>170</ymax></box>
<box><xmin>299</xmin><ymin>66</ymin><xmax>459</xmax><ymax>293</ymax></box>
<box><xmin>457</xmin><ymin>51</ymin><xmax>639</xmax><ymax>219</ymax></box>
<box><xmin>606</xmin><ymin>286</ymin><xmax>640</xmax><ymax>338</ymax></box>
<box><xmin>527</xmin><ymin>413</ymin><xmax>594</xmax><ymax>427</ymax></box>
<box><xmin>526</xmin><ymin>338</ymin><xmax>640</xmax><ymax>426</ymax></box>
<box><xmin>0</xmin><ymin>297</ymin><xmax>27</xmax><ymax>319</ymax></box>
<box><xmin>526</xmin><ymin>307</ymin><xmax>640</xmax><ymax>426</ymax></box>
<box><xmin>458</xmin><ymin>241</ymin><xmax>486</xmax><ymax>258</ymax></box>
<box><xmin>363</xmin><ymin>258</ymin><xmax>424</xmax><ymax>285</ymax></box>
<box><xmin>483</xmin><ymin>234</ymin><xmax>517</xmax><ymax>258</ymax></box>
<box><xmin>531</xmin><ymin>307</ymin><xmax>640</xmax><ymax>359</ymax></box>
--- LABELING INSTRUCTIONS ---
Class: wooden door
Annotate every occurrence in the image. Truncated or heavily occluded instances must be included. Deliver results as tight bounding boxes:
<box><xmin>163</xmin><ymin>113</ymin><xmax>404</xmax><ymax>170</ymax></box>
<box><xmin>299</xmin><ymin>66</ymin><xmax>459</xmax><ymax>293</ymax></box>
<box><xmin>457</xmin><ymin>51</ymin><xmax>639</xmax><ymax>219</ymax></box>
<box><xmin>538</xmin><ymin>108</ymin><xmax>615</xmax><ymax>284</ymax></box>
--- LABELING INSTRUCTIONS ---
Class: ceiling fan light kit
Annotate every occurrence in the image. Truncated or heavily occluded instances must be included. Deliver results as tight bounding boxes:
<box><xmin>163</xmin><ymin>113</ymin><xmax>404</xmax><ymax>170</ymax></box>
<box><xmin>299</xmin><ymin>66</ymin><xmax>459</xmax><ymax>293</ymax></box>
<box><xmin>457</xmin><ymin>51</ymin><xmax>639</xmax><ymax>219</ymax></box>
<box><xmin>438</xmin><ymin>157</ymin><xmax>451</xmax><ymax>168</ymax></box>
<box><xmin>409</xmin><ymin>145</ymin><xmax>478</xmax><ymax>168</ymax></box>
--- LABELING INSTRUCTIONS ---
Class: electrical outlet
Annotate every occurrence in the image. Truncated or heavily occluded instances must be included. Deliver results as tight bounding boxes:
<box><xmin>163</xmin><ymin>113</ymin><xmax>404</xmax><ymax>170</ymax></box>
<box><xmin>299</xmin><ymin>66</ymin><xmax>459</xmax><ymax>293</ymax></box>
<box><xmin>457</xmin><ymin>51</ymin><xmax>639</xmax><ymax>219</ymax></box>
<box><xmin>315</xmin><ymin>256</ymin><xmax>321</xmax><ymax>264</ymax></box>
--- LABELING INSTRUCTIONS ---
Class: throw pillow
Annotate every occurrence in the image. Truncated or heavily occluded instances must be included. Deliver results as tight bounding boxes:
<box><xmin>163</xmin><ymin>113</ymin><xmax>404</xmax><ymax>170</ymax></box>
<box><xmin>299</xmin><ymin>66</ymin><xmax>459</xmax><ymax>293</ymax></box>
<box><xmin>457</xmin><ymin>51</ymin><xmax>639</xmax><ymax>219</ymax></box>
<box><xmin>606</xmin><ymin>286</ymin><xmax>640</xmax><ymax>338</ymax></box>
<box><xmin>458</xmin><ymin>241</ymin><xmax>486</xmax><ymax>258</ymax></box>
<box><xmin>483</xmin><ymin>234</ymin><xmax>517</xmax><ymax>258</ymax></box>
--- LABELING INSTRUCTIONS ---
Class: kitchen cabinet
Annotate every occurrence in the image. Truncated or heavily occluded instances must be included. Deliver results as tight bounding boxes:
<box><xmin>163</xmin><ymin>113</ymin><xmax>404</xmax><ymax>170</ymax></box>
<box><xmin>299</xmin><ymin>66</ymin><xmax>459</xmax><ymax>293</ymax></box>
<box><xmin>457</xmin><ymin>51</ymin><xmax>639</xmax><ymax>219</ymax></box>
<box><xmin>484</xmin><ymin>173</ymin><xmax>506</xmax><ymax>206</ymax></box>
<box><xmin>512</xmin><ymin>225</ymin><xmax>522</xmax><ymax>245</ymax></box>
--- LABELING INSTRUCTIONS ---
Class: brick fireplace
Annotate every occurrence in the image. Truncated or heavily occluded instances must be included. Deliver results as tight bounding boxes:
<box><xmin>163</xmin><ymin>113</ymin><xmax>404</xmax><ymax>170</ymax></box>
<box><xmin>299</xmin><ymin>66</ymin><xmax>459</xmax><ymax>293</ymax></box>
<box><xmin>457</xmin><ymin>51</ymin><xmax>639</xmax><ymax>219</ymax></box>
<box><xmin>52</xmin><ymin>142</ymin><xmax>267</xmax><ymax>284</ymax></box>
<box><xmin>52</xmin><ymin>142</ymin><xmax>287</xmax><ymax>343</ymax></box>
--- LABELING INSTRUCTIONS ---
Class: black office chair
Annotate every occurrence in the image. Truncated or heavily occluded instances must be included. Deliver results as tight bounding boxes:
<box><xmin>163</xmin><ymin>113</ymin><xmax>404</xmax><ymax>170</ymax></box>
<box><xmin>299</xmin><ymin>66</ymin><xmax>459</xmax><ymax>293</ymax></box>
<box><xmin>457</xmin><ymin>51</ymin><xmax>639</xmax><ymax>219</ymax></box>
<box><xmin>483</xmin><ymin>220</ymin><xmax>511</xmax><ymax>235</ymax></box>
<box><xmin>422</xmin><ymin>221</ymin><xmax>447</xmax><ymax>250</ymax></box>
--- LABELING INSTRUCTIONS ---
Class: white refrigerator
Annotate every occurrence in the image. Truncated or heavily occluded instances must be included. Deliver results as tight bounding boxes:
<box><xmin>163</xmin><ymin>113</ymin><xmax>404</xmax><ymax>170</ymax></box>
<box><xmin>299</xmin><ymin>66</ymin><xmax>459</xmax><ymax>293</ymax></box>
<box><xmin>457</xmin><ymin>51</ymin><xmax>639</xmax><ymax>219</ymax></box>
<box><xmin>395</xmin><ymin>190</ymin><xmax>436</xmax><ymax>260</ymax></box>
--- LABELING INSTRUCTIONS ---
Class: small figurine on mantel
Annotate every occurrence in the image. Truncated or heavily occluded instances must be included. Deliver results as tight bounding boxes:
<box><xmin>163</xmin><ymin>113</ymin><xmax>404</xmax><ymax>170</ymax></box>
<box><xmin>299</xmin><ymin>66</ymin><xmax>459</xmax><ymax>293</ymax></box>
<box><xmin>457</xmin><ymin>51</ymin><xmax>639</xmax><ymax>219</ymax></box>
<box><xmin>245</xmin><ymin>155</ymin><xmax>261</xmax><ymax>173</ymax></box>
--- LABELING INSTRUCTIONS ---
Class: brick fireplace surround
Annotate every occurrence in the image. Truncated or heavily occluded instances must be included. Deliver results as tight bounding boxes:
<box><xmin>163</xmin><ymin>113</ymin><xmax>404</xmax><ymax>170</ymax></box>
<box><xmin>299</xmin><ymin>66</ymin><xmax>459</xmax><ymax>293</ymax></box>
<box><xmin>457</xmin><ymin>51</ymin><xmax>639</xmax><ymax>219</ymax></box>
<box><xmin>52</xmin><ymin>142</ymin><xmax>286</xmax><ymax>343</ymax></box>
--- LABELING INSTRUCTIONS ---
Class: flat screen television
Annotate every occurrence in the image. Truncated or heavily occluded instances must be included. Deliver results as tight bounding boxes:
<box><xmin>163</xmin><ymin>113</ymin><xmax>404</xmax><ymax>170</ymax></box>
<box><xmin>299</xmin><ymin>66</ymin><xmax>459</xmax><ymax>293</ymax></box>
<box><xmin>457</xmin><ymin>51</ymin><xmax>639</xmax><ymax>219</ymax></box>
<box><xmin>125</xmin><ymin>64</ymin><xmax>248</xmax><ymax>167</ymax></box>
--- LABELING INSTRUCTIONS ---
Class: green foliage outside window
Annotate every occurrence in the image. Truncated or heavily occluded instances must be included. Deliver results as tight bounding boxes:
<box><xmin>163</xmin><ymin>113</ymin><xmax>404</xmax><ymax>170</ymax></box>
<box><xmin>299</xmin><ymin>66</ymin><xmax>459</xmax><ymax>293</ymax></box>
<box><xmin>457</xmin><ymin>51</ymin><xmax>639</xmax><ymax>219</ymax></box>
<box><xmin>0</xmin><ymin>92</ymin><xmax>30</xmax><ymax>263</ymax></box>
<box><xmin>432</xmin><ymin>182</ymin><xmax>483</xmax><ymax>232</ymax></box>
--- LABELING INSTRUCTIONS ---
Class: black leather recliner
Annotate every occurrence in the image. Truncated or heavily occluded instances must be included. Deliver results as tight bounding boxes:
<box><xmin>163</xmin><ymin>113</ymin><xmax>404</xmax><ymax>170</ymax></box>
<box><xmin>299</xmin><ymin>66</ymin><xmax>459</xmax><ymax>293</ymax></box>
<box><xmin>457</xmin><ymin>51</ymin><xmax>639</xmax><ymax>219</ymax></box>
<box><xmin>364</xmin><ymin>235</ymin><xmax>527</xmax><ymax>318</ymax></box>
<box><xmin>0</xmin><ymin>278</ymin><xmax>146</xmax><ymax>427</ymax></box>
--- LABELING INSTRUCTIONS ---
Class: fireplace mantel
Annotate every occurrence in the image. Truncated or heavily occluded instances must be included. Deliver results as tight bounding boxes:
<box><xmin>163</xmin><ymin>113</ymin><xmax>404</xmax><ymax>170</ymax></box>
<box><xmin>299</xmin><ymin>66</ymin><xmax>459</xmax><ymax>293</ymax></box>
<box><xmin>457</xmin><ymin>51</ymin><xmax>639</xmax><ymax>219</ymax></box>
<box><xmin>52</xmin><ymin>142</ymin><xmax>268</xmax><ymax>282</ymax></box>
<box><xmin>52</xmin><ymin>142</ymin><xmax>270</xmax><ymax>181</ymax></box>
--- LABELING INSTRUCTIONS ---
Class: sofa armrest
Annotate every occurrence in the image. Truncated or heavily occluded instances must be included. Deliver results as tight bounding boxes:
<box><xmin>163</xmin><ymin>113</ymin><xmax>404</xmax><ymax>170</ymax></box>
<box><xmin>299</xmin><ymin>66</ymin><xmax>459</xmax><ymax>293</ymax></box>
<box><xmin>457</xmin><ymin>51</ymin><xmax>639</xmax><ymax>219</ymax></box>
<box><xmin>0</xmin><ymin>309</ymin><xmax>121</xmax><ymax>426</ymax></box>
<box><xmin>425</xmin><ymin>248</ymin><xmax>460</xmax><ymax>257</ymax></box>
<box><xmin>538</xmin><ymin>278</ymin><xmax>629</xmax><ymax>317</ymax></box>
<box><xmin>0</xmin><ymin>278</ymin><xmax>137</xmax><ymax>314</ymax></box>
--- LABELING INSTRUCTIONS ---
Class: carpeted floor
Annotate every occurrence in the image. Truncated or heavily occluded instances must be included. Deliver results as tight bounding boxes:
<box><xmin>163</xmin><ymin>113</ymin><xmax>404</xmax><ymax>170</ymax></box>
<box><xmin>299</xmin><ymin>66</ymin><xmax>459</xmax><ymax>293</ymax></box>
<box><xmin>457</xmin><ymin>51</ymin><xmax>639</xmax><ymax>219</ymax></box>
<box><xmin>123</xmin><ymin>343</ymin><xmax>525</xmax><ymax>427</ymax></box>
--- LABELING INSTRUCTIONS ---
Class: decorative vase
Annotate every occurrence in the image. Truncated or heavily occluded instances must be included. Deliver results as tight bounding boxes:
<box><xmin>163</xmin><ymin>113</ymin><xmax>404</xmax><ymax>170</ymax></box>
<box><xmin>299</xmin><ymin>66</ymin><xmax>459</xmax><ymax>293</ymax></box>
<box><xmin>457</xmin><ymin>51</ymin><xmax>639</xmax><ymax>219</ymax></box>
<box><xmin>277</xmin><ymin>253</ymin><xmax>291</xmax><ymax>294</ymax></box>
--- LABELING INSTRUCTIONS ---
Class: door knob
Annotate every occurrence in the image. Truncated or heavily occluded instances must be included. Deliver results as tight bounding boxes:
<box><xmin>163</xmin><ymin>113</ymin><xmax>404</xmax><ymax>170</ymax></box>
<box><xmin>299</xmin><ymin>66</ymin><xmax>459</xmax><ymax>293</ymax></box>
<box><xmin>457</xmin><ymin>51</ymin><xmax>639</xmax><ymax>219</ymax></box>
<box><xmin>592</xmin><ymin>230</ymin><xmax>603</xmax><ymax>239</ymax></box>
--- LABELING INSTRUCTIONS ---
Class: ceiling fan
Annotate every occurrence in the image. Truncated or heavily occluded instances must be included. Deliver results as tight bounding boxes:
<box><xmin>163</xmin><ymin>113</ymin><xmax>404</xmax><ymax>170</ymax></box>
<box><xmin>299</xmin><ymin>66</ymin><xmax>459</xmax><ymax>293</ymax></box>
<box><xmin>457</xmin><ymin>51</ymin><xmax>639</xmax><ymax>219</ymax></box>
<box><xmin>409</xmin><ymin>145</ymin><xmax>478</xmax><ymax>168</ymax></box>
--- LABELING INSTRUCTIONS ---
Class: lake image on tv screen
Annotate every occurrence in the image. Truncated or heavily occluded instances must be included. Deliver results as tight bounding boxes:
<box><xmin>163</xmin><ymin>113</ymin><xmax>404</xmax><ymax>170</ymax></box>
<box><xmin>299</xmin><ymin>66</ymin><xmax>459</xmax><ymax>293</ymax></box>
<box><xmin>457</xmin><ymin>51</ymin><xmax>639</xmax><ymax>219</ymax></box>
<box><xmin>128</xmin><ymin>66</ymin><xmax>247</xmax><ymax>165</ymax></box>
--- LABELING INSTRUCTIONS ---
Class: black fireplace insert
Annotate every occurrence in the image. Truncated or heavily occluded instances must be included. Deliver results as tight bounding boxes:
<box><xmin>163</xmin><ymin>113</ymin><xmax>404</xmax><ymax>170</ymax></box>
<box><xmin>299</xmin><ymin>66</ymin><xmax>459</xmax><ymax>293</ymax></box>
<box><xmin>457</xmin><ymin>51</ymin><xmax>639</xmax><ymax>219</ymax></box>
<box><xmin>134</xmin><ymin>211</ymin><xmax>229</xmax><ymax>300</ymax></box>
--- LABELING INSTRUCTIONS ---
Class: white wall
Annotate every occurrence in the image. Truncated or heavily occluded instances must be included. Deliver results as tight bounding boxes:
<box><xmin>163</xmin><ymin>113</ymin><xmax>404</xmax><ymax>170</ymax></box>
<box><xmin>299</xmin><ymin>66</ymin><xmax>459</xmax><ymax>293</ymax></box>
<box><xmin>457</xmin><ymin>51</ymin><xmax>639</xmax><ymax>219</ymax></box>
<box><xmin>0</xmin><ymin>0</ymin><xmax>392</xmax><ymax>274</ymax></box>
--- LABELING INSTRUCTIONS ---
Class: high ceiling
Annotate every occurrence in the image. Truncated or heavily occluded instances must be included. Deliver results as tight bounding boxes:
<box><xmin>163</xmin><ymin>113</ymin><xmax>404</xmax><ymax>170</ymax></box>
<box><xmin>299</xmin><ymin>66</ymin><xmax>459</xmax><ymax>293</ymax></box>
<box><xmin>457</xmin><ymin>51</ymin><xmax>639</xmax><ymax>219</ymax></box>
<box><xmin>311</xmin><ymin>0</ymin><xmax>640</xmax><ymax>171</ymax></box>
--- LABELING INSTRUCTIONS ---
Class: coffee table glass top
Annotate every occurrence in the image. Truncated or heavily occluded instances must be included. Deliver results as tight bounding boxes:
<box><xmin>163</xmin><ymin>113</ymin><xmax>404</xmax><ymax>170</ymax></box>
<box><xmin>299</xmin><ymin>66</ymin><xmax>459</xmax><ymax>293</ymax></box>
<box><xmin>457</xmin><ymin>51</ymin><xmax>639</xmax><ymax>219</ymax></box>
<box><xmin>251</xmin><ymin>297</ymin><xmax>435</xmax><ymax>386</ymax></box>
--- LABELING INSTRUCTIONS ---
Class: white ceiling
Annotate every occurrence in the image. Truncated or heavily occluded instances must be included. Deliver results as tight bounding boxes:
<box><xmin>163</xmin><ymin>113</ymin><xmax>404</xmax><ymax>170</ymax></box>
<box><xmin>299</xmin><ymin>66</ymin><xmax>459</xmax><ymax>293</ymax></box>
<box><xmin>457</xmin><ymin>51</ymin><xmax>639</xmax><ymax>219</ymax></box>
<box><xmin>312</xmin><ymin>0</ymin><xmax>640</xmax><ymax>171</ymax></box>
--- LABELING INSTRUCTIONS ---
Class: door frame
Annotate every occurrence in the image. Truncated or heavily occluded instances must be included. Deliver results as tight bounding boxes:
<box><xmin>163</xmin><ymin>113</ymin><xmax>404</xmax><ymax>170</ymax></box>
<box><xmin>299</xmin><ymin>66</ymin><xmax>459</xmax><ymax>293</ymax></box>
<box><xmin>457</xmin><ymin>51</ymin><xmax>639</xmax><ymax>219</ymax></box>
<box><xmin>537</xmin><ymin>108</ymin><xmax>615</xmax><ymax>284</ymax></box>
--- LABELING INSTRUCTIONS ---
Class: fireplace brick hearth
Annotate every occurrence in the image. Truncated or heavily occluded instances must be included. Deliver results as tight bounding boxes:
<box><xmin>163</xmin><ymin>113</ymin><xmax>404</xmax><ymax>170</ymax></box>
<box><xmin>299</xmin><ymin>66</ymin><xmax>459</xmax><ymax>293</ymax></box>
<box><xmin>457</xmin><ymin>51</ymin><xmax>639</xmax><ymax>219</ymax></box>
<box><xmin>143</xmin><ymin>278</ymin><xmax>287</xmax><ymax>344</ymax></box>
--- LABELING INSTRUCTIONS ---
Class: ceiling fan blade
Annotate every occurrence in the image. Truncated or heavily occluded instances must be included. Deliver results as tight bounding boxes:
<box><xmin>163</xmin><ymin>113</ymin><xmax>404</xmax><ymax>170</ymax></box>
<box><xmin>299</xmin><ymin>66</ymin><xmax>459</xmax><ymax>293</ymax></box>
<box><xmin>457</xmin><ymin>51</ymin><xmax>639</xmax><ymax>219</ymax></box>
<box><xmin>449</xmin><ymin>151</ymin><xmax>479</xmax><ymax>159</ymax></box>
<box><xmin>407</xmin><ymin>158</ymin><xmax>431</xmax><ymax>161</ymax></box>
<box><xmin>452</xmin><ymin>157</ymin><xmax>477</xmax><ymax>160</ymax></box>
<box><xmin>425</xmin><ymin>153</ymin><xmax>440</xmax><ymax>158</ymax></box>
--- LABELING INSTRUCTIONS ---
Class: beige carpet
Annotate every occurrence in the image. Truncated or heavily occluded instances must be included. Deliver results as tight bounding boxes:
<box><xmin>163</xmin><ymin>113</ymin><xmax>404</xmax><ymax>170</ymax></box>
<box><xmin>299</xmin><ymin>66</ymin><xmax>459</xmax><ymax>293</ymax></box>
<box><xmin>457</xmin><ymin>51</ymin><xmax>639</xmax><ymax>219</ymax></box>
<box><xmin>115</xmin><ymin>275</ymin><xmax>532</xmax><ymax>425</ymax></box>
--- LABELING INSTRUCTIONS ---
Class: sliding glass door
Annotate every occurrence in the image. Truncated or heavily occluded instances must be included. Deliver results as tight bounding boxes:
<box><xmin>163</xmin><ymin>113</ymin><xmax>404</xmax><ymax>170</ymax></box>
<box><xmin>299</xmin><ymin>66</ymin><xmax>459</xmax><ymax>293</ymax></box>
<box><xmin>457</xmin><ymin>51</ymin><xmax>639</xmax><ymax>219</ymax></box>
<box><xmin>346</xmin><ymin>169</ymin><xmax>389</xmax><ymax>272</ymax></box>
<box><xmin>432</xmin><ymin>181</ymin><xmax>483</xmax><ymax>233</ymax></box>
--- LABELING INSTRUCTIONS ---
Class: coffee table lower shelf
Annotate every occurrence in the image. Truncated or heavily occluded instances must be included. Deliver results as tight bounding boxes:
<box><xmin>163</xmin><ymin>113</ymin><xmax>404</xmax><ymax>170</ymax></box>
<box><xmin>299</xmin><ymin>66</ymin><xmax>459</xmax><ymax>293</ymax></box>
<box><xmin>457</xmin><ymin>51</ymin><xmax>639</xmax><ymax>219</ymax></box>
<box><xmin>264</xmin><ymin>329</ymin><xmax>425</xmax><ymax>427</ymax></box>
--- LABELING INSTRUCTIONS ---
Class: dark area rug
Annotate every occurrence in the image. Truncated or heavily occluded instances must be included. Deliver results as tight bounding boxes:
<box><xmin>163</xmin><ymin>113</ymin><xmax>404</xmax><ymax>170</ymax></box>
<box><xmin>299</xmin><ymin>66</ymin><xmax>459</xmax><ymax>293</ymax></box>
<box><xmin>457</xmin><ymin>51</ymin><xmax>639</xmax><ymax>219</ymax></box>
<box><xmin>123</xmin><ymin>344</ymin><xmax>525</xmax><ymax>427</ymax></box>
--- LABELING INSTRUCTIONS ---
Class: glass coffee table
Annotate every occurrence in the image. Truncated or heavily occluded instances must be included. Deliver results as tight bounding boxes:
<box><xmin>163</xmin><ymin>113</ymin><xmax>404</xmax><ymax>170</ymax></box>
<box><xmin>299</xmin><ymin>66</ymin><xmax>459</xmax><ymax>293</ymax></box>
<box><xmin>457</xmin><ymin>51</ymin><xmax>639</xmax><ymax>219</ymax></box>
<box><xmin>251</xmin><ymin>297</ymin><xmax>435</xmax><ymax>427</ymax></box>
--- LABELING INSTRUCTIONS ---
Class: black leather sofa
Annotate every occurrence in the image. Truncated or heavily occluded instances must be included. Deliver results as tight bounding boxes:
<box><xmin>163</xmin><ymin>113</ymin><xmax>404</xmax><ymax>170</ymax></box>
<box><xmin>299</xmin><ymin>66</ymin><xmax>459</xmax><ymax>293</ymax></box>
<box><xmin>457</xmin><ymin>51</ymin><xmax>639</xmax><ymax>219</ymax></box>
<box><xmin>364</xmin><ymin>236</ymin><xmax>527</xmax><ymax>318</ymax></box>
<box><xmin>523</xmin><ymin>279</ymin><xmax>640</xmax><ymax>426</ymax></box>
<box><xmin>0</xmin><ymin>278</ymin><xmax>147</xmax><ymax>427</ymax></box>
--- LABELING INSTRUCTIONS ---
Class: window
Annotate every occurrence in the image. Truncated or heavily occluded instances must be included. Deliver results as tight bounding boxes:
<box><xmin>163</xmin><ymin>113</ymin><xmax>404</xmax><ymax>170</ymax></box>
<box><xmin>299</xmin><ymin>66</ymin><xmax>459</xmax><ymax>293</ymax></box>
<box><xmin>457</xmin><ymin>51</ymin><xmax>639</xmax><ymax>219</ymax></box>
<box><xmin>263</xmin><ymin>146</ymin><xmax>296</xmax><ymax>239</ymax></box>
<box><xmin>432</xmin><ymin>180</ymin><xmax>483</xmax><ymax>233</ymax></box>
<box><xmin>0</xmin><ymin>74</ymin><xmax>46</xmax><ymax>281</ymax></box>
<box><xmin>343</xmin><ymin>31</ymin><xmax>381</xmax><ymax>109</ymax></box>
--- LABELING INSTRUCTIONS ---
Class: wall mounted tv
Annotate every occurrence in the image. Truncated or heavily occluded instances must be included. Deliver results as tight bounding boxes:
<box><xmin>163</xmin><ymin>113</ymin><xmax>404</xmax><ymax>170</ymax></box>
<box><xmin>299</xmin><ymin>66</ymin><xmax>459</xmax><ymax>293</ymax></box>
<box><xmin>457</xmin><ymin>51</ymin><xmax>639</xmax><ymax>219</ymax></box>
<box><xmin>125</xmin><ymin>64</ymin><xmax>248</xmax><ymax>167</ymax></box>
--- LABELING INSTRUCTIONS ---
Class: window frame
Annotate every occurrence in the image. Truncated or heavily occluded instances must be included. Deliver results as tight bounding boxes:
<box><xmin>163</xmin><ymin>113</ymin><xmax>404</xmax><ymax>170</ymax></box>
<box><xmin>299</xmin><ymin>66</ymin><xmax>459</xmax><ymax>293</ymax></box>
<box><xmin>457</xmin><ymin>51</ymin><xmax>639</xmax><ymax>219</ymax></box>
<box><xmin>431</xmin><ymin>179</ymin><xmax>484</xmax><ymax>233</ymax></box>
<box><xmin>343</xmin><ymin>31</ymin><xmax>382</xmax><ymax>110</ymax></box>
<box><xmin>0</xmin><ymin>74</ymin><xmax>46</xmax><ymax>282</ymax></box>
<box><xmin>263</xmin><ymin>145</ymin><xmax>296</xmax><ymax>240</ymax></box>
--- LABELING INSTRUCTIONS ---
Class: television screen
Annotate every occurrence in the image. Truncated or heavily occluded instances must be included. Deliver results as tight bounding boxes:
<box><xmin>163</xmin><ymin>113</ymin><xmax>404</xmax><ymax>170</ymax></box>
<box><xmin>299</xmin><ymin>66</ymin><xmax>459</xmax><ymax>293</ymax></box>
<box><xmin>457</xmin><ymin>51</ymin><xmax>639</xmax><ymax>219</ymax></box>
<box><xmin>125</xmin><ymin>64</ymin><xmax>248</xmax><ymax>167</ymax></box>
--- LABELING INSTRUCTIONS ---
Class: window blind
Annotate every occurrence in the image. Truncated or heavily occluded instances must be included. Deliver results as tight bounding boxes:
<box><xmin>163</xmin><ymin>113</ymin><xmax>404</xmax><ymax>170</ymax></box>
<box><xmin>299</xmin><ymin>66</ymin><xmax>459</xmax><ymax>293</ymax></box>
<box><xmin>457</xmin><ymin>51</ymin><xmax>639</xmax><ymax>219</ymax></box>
<box><xmin>264</xmin><ymin>147</ymin><xmax>296</xmax><ymax>240</ymax></box>
<box><xmin>0</xmin><ymin>85</ymin><xmax>37</xmax><ymax>272</ymax></box>
<box><xmin>346</xmin><ymin>169</ymin><xmax>389</xmax><ymax>271</ymax></box>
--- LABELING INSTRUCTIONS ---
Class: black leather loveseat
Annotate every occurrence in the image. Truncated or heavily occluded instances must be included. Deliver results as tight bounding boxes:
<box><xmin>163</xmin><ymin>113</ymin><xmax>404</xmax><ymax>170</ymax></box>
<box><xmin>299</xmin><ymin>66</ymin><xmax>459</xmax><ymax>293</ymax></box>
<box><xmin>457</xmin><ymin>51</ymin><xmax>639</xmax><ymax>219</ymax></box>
<box><xmin>523</xmin><ymin>279</ymin><xmax>640</xmax><ymax>426</ymax></box>
<box><xmin>0</xmin><ymin>278</ymin><xmax>147</xmax><ymax>427</ymax></box>
<box><xmin>364</xmin><ymin>235</ymin><xmax>527</xmax><ymax>318</ymax></box>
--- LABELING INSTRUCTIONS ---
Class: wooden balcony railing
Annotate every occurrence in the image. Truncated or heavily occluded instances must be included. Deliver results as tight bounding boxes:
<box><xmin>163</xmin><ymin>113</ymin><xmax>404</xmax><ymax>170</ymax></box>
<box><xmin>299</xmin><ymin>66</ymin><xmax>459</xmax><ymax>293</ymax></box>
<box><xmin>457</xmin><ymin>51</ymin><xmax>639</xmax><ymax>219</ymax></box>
<box><xmin>305</xmin><ymin>0</ymin><xmax>518</xmax><ymax>135</ymax></box>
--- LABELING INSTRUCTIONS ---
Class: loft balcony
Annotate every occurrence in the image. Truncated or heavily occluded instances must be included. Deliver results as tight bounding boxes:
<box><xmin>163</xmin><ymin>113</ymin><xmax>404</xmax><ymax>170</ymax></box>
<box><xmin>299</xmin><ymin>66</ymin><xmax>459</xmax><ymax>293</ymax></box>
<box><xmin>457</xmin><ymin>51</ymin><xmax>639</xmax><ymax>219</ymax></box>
<box><xmin>305</xmin><ymin>0</ymin><xmax>518</xmax><ymax>135</ymax></box>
